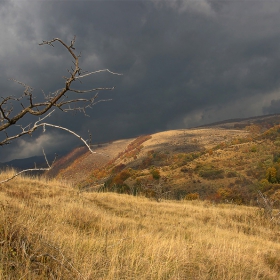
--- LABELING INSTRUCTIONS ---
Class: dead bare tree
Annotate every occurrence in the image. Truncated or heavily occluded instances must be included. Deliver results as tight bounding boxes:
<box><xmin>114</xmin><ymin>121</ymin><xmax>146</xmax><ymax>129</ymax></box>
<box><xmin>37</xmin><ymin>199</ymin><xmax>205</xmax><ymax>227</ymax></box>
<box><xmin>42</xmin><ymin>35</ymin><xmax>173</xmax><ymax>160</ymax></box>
<box><xmin>257</xmin><ymin>190</ymin><xmax>280</xmax><ymax>223</ymax></box>
<box><xmin>0</xmin><ymin>36</ymin><xmax>121</xmax><ymax>183</ymax></box>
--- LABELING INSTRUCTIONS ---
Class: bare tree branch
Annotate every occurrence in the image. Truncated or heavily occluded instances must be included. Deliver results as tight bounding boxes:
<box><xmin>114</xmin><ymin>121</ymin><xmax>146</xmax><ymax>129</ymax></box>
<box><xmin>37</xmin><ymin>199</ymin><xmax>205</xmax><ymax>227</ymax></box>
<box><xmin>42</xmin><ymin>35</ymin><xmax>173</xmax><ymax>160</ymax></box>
<box><xmin>0</xmin><ymin>36</ymin><xmax>121</xmax><ymax>183</ymax></box>
<box><xmin>0</xmin><ymin>36</ymin><xmax>122</xmax><ymax>146</ymax></box>
<box><xmin>77</xmin><ymin>69</ymin><xmax>122</xmax><ymax>79</ymax></box>
<box><xmin>0</xmin><ymin>108</ymin><xmax>110</xmax><ymax>184</ymax></box>
<box><xmin>0</xmin><ymin>152</ymin><xmax>57</xmax><ymax>184</ymax></box>
<box><xmin>68</xmin><ymin>86</ymin><xmax>115</xmax><ymax>94</ymax></box>
<box><xmin>0</xmin><ymin>168</ymin><xmax>51</xmax><ymax>184</ymax></box>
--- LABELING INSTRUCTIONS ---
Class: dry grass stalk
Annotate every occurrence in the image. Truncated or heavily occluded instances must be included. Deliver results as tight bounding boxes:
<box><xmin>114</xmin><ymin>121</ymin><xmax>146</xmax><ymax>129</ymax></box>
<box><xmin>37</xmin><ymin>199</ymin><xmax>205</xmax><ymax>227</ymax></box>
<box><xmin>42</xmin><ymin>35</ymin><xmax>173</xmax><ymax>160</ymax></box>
<box><xmin>1</xmin><ymin>171</ymin><xmax>280</xmax><ymax>279</ymax></box>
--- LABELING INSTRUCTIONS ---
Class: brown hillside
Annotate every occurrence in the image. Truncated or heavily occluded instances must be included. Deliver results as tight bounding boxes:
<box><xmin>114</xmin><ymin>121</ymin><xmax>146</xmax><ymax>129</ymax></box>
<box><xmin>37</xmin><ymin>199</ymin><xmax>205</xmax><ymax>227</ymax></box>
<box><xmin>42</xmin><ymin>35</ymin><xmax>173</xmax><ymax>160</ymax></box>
<box><xmin>47</xmin><ymin>139</ymin><xmax>133</xmax><ymax>183</ymax></box>
<box><xmin>49</xmin><ymin>127</ymin><xmax>248</xmax><ymax>187</ymax></box>
<box><xmin>47</xmin><ymin>114</ymin><xmax>280</xmax><ymax>204</ymax></box>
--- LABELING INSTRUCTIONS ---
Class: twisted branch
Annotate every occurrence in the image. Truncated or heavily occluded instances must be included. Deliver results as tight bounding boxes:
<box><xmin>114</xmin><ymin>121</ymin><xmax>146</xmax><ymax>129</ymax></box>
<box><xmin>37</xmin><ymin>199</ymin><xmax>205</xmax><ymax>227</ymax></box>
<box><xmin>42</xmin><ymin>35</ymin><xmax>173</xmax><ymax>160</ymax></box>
<box><xmin>0</xmin><ymin>36</ymin><xmax>122</xmax><ymax>146</ymax></box>
<box><xmin>0</xmin><ymin>36</ymin><xmax>121</xmax><ymax>183</ymax></box>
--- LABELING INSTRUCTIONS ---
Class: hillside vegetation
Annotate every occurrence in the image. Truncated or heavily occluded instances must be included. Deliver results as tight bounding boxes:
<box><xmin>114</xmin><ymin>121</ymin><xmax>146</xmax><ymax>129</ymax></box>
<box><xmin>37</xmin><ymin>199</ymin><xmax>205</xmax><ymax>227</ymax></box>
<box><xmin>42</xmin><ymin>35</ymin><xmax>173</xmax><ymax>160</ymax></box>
<box><xmin>46</xmin><ymin>114</ymin><xmax>280</xmax><ymax>205</ymax></box>
<box><xmin>1</xmin><ymin>171</ymin><xmax>280</xmax><ymax>279</ymax></box>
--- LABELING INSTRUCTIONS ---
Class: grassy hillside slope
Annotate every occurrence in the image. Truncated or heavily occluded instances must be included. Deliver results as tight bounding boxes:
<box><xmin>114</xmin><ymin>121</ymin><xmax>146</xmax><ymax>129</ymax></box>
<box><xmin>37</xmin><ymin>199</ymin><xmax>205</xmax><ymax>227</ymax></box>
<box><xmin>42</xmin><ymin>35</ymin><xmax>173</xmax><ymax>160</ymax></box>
<box><xmin>1</xmin><ymin>171</ymin><xmax>280</xmax><ymax>279</ymax></box>
<box><xmin>46</xmin><ymin>114</ymin><xmax>280</xmax><ymax>205</ymax></box>
<box><xmin>46</xmin><ymin>139</ymin><xmax>134</xmax><ymax>183</ymax></box>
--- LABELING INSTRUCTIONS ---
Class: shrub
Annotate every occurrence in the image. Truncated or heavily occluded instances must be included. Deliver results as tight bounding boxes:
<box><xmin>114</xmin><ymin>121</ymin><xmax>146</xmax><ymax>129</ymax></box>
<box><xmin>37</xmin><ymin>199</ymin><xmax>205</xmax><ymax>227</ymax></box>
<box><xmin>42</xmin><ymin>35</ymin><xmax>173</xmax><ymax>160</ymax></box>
<box><xmin>266</xmin><ymin>167</ymin><xmax>278</xmax><ymax>183</ymax></box>
<box><xmin>112</xmin><ymin>169</ymin><xmax>132</xmax><ymax>185</ymax></box>
<box><xmin>227</xmin><ymin>171</ymin><xmax>237</xmax><ymax>178</ymax></box>
<box><xmin>112</xmin><ymin>164</ymin><xmax>126</xmax><ymax>173</ymax></box>
<box><xmin>141</xmin><ymin>157</ymin><xmax>152</xmax><ymax>169</ymax></box>
<box><xmin>185</xmin><ymin>192</ymin><xmax>199</xmax><ymax>200</ymax></box>
<box><xmin>150</xmin><ymin>169</ymin><xmax>160</xmax><ymax>180</ymax></box>
<box><xmin>273</xmin><ymin>152</ymin><xmax>280</xmax><ymax>163</ymax></box>
<box><xmin>259</xmin><ymin>179</ymin><xmax>270</xmax><ymax>191</ymax></box>
<box><xmin>274</xmin><ymin>140</ymin><xmax>280</xmax><ymax>147</ymax></box>
<box><xmin>250</xmin><ymin>146</ymin><xmax>257</xmax><ymax>152</ymax></box>
<box><xmin>212</xmin><ymin>186</ymin><xmax>250</xmax><ymax>204</ymax></box>
<box><xmin>199</xmin><ymin>168</ymin><xmax>224</xmax><ymax>180</ymax></box>
<box><xmin>180</xmin><ymin>167</ymin><xmax>188</xmax><ymax>173</ymax></box>
<box><xmin>217</xmin><ymin>187</ymin><xmax>233</xmax><ymax>201</ymax></box>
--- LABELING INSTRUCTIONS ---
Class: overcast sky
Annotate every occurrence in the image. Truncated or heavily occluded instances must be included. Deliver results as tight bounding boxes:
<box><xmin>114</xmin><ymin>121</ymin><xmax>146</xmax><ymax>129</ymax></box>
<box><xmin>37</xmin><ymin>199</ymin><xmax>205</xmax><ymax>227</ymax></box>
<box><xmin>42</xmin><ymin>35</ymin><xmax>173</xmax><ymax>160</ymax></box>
<box><xmin>1</xmin><ymin>0</ymin><xmax>280</xmax><ymax>161</ymax></box>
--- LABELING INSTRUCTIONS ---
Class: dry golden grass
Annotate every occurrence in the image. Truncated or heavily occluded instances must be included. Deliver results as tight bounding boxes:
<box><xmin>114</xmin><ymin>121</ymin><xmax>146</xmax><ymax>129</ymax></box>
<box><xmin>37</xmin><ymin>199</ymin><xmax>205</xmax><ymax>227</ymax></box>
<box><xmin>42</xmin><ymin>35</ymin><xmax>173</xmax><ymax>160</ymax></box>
<box><xmin>1</xmin><ymin>170</ymin><xmax>280</xmax><ymax>279</ymax></box>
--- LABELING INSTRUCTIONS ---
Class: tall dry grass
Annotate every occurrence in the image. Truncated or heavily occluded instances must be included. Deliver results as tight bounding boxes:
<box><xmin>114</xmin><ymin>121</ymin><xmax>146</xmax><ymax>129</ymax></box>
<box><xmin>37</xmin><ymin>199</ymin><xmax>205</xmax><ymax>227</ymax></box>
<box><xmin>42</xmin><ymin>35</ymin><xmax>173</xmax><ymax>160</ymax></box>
<box><xmin>1</xmin><ymin>170</ymin><xmax>280</xmax><ymax>279</ymax></box>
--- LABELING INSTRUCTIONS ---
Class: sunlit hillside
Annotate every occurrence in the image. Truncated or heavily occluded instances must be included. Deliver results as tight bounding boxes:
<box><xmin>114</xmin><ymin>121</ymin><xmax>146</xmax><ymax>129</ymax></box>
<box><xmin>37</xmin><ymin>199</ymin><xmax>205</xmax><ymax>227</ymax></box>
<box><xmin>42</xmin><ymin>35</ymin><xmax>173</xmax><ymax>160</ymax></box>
<box><xmin>44</xmin><ymin>114</ymin><xmax>280</xmax><ymax>205</ymax></box>
<box><xmin>1</xmin><ymin>171</ymin><xmax>280</xmax><ymax>279</ymax></box>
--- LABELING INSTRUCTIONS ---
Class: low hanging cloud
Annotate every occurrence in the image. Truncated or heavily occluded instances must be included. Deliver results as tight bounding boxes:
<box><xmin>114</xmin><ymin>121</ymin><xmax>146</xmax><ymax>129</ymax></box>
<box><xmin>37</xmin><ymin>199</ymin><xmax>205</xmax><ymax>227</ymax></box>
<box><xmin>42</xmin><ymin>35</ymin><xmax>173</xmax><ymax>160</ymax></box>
<box><xmin>1</xmin><ymin>131</ymin><xmax>77</xmax><ymax>162</ymax></box>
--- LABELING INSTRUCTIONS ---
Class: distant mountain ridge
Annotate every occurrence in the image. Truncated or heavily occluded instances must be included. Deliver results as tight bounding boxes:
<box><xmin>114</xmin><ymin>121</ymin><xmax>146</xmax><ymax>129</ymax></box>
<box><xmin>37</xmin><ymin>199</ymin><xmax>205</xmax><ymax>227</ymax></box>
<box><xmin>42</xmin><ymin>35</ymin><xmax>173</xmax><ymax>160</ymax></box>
<box><xmin>3</xmin><ymin>111</ymin><xmax>280</xmax><ymax>168</ymax></box>
<box><xmin>198</xmin><ymin>113</ymin><xmax>280</xmax><ymax>129</ymax></box>
<box><xmin>0</xmin><ymin>155</ymin><xmax>57</xmax><ymax>171</ymax></box>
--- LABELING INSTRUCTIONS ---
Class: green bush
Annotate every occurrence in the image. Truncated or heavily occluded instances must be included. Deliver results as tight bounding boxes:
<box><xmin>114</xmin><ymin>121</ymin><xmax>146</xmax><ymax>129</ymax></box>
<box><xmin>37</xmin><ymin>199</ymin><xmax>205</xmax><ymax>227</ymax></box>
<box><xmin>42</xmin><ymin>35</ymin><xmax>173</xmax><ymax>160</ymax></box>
<box><xmin>273</xmin><ymin>152</ymin><xmax>280</xmax><ymax>163</ymax></box>
<box><xmin>150</xmin><ymin>169</ymin><xmax>160</xmax><ymax>180</ymax></box>
<box><xmin>250</xmin><ymin>146</ymin><xmax>257</xmax><ymax>152</ymax></box>
<box><xmin>274</xmin><ymin>140</ymin><xmax>280</xmax><ymax>147</ymax></box>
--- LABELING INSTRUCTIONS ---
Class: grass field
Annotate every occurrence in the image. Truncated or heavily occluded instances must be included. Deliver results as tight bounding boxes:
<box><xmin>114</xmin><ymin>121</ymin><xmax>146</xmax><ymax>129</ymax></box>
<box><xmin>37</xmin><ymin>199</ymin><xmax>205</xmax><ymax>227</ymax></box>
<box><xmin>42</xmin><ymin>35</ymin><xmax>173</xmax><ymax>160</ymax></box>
<box><xmin>1</xmin><ymin>170</ymin><xmax>280</xmax><ymax>279</ymax></box>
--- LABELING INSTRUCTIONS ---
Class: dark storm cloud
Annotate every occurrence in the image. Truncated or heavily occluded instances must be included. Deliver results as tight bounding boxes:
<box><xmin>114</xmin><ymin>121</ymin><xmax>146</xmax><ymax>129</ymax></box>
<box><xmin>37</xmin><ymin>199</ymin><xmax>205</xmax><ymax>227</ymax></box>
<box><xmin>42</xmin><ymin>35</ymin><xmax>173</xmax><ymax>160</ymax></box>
<box><xmin>263</xmin><ymin>99</ymin><xmax>280</xmax><ymax>115</ymax></box>
<box><xmin>1</xmin><ymin>0</ymin><xmax>280</xmax><ymax>161</ymax></box>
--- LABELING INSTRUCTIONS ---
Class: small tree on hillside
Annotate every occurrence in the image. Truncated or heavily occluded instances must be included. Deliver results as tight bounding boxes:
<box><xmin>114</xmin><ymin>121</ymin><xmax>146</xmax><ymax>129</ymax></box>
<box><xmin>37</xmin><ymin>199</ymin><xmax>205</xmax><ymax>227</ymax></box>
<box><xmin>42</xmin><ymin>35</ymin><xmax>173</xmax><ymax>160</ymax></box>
<box><xmin>0</xmin><ymin>36</ymin><xmax>121</xmax><ymax>183</ymax></box>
